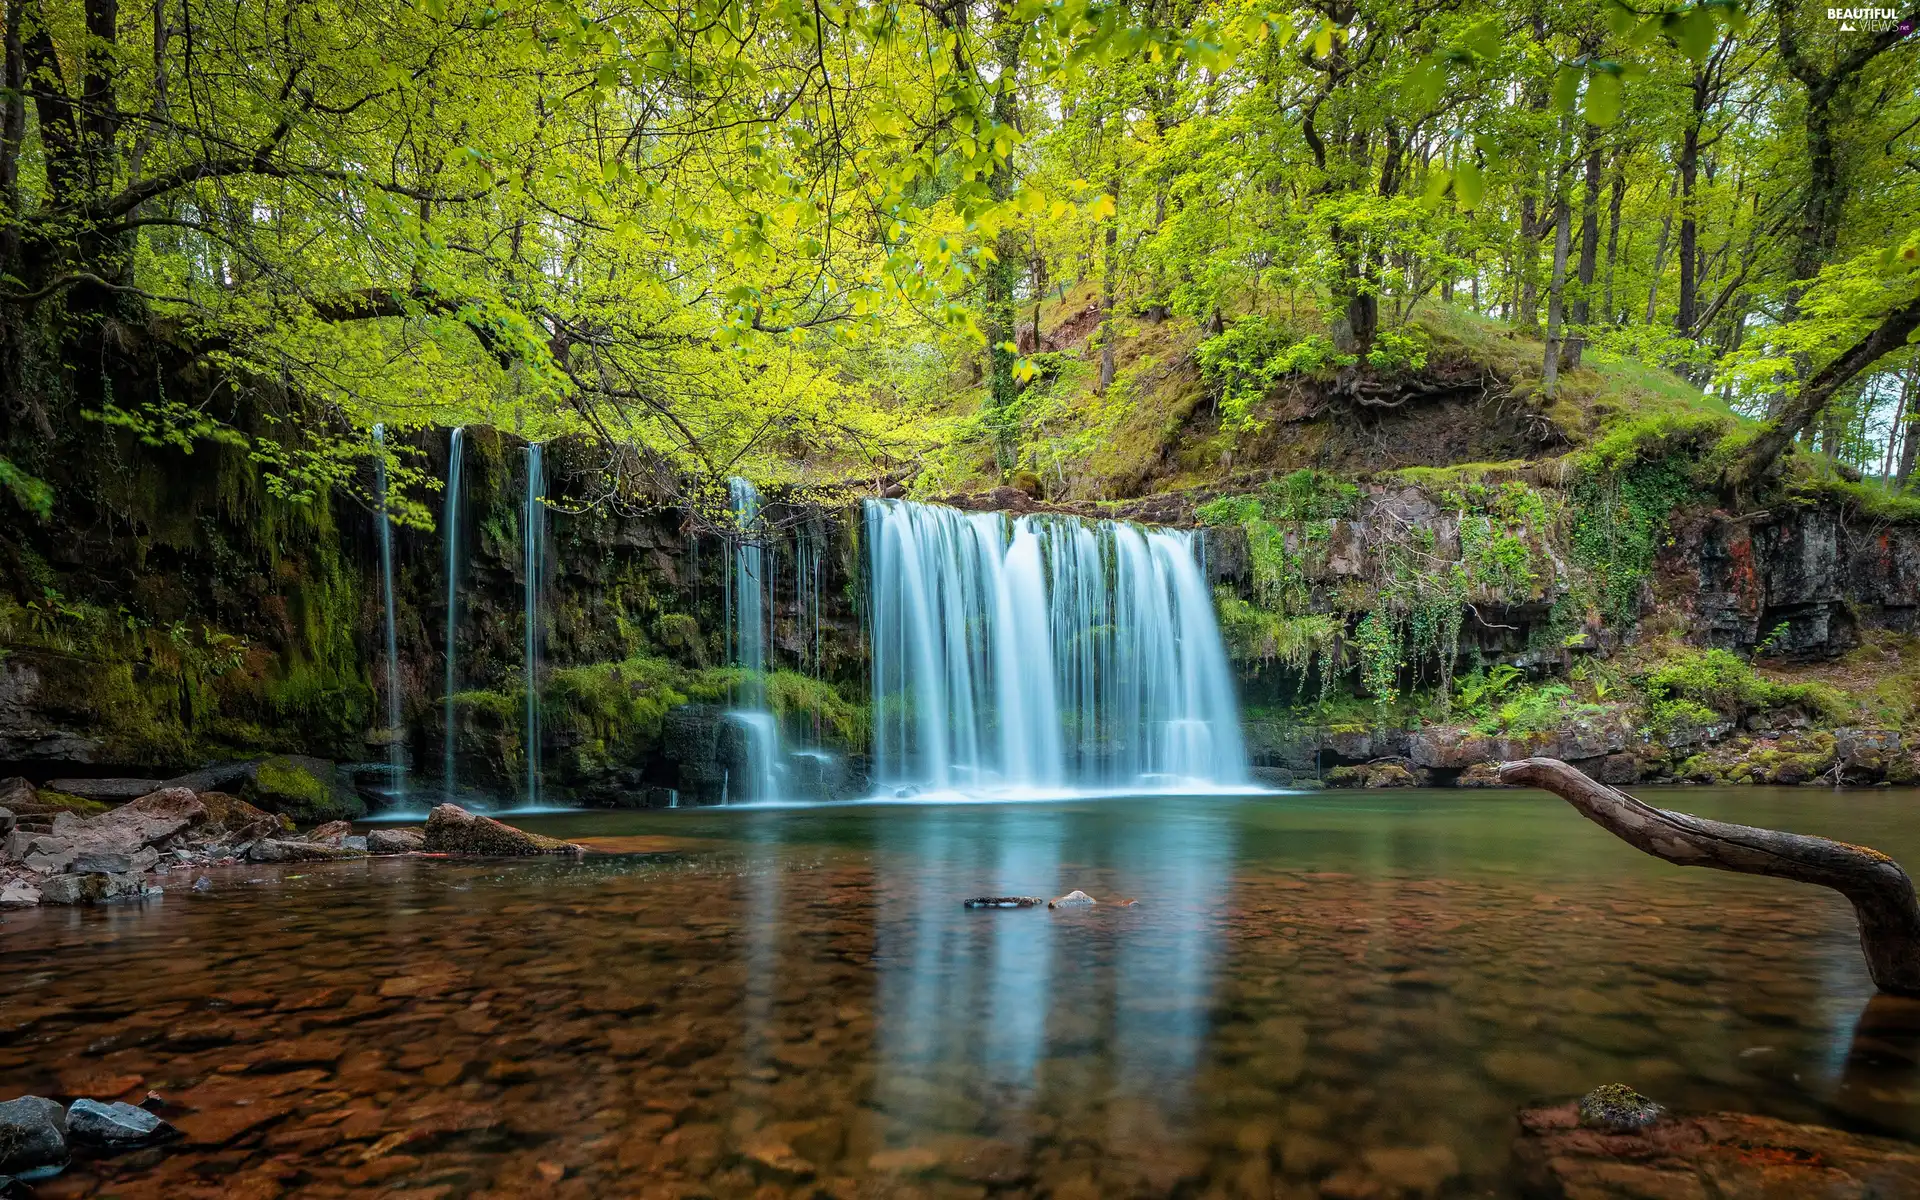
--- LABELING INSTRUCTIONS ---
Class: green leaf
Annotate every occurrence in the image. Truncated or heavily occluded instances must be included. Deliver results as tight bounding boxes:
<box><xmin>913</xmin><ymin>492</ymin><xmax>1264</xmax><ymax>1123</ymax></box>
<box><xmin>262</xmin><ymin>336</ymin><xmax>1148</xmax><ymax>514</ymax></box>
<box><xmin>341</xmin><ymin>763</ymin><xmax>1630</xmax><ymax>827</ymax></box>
<box><xmin>1454</xmin><ymin>160</ymin><xmax>1484</xmax><ymax>210</ymax></box>
<box><xmin>1584</xmin><ymin>69</ymin><xmax>1623</xmax><ymax>127</ymax></box>
<box><xmin>1552</xmin><ymin>65</ymin><xmax>1582</xmax><ymax>116</ymax></box>
<box><xmin>1665</xmin><ymin>6</ymin><xmax>1717</xmax><ymax>63</ymax></box>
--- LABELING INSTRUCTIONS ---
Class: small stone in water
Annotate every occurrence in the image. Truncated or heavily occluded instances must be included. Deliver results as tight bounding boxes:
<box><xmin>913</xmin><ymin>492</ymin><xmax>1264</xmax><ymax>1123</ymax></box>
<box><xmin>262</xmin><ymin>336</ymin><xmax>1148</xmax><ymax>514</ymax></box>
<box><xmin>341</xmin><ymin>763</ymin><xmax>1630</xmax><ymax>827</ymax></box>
<box><xmin>1049</xmin><ymin>890</ymin><xmax>1096</xmax><ymax>909</ymax></box>
<box><xmin>67</xmin><ymin>1098</ymin><xmax>174</xmax><ymax>1147</ymax></box>
<box><xmin>961</xmin><ymin>896</ymin><xmax>1043</xmax><ymax>909</ymax></box>
<box><xmin>1577</xmin><ymin>1083</ymin><xmax>1664</xmax><ymax>1132</ymax></box>
<box><xmin>192</xmin><ymin>876</ymin><xmax>212</xmax><ymax>892</ymax></box>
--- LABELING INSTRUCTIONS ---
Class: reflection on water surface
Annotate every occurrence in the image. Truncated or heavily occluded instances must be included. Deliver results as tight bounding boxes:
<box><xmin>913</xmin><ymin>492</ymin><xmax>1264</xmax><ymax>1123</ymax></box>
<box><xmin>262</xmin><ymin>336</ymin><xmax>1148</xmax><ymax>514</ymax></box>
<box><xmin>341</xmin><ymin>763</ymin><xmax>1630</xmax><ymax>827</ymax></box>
<box><xmin>3</xmin><ymin>787</ymin><xmax>1919</xmax><ymax>1198</ymax></box>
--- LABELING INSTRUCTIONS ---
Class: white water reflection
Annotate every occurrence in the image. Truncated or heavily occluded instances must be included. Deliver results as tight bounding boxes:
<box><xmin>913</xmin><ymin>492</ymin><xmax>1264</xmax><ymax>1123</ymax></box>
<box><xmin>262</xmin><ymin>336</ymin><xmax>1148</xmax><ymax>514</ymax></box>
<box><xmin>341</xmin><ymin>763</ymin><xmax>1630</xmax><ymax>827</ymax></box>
<box><xmin>866</xmin><ymin>801</ymin><xmax>1238</xmax><ymax>1128</ymax></box>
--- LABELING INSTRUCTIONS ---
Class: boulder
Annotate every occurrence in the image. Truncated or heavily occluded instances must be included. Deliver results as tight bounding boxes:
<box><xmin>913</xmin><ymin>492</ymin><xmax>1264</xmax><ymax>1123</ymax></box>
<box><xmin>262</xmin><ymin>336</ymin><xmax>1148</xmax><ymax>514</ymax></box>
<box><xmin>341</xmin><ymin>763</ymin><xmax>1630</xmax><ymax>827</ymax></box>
<box><xmin>422</xmin><ymin>804</ymin><xmax>582</xmax><ymax>856</ymax></box>
<box><xmin>0</xmin><ymin>1096</ymin><xmax>66</xmax><ymax>1176</ymax></box>
<box><xmin>302</xmin><ymin>820</ymin><xmax>354</xmax><ymax>846</ymax></box>
<box><xmin>0</xmin><ymin>777</ymin><xmax>33</xmax><ymax>811</ymax></box>
<box><xmin>0</xmin><ymin>808</ymin><xmax>12</xmax><ymax>838</ymax></box>
<box><xmin>1048</xmin><ymin>890</ymin><xmax>1097</xmax><ymax>909</ymax></box>
<box><xmin>65</xmin><ymin>1099</ymin><xmax>174</xmax><ymax>1148</ymax></box>
<box><xmin>1455</xmin><ymin>762</ymin><xmax>1508</xmax><ymax>788</ymax></box>
<box><xmin>1326</xmin><ymin>760</ymin><xmax>1424</xmax><ymax>788</ymax></box>
<box><xmin>367</xmin><ymin>828</ymin><xmax>424</xmax><ymax>854</ymax></box>
<box><xmin>38</xmin><ymin>873</ymin><xmax>148</xmax><ymax>905</ymax></box>
<box><xmin>243</xmin><ymin>756</ymin><xmax>366</xmax><ymax>824</ymax></box>
<box><xmin>194</xmin><ymin>792</ymin><xmax>288</xmax><ymax>841</ymax></box>
<box><xmin>245</xmin><ymin>839</ymin><xmax>365</xmax><ymax>864</ymax></box>
<box><xmin>1513</xmin><ymin>1100</ymin><xmax>1920</xmax><ymax>1198</ymax></box>
<box><xmin>0</xmin><ymin>880</ymin><xmax>40</xmax><ymax>907</ymax></box>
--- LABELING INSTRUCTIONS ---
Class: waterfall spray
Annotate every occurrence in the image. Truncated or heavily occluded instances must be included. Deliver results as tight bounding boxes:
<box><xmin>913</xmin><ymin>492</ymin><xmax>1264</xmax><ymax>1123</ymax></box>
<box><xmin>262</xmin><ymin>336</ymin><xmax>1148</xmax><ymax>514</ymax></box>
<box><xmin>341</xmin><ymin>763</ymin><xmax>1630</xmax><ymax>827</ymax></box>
<box><xmin>442</xmin><ymin>426</ymin><xmax>466</xmax><ymax>802</ymax></box>
<box><xmin>372</xmin><ymin>425</ymin><xmax>406</xmax><ymax>801</ymax></box>
<box><xmin>523</xmin><ymin>444</ymin><xmax>546</xmax><ymax>808</ymax></box>
<box><xmin>865</xmin><ymin>500</ymin><xmax>1247</xmax><ymax>795</ymax></box>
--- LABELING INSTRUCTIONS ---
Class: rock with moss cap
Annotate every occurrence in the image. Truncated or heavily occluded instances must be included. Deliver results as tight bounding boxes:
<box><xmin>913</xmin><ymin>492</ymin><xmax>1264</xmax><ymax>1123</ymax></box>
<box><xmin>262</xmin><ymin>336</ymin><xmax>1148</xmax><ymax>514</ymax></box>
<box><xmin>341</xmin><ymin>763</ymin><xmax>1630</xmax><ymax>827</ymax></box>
<box><xmin>244</xmin><ymin>755</ymin><xmax>365</xmax><ymax>824</ymax></box>
<box><xmin>423</xmin><ymin>804</ymin><xmax>583</xmax><ymax>857</ymax></box>
<box><xmin>1577</xmin><ymin>1083</ymin><xmax>1664</xmax><ymax>1132</ymax></box>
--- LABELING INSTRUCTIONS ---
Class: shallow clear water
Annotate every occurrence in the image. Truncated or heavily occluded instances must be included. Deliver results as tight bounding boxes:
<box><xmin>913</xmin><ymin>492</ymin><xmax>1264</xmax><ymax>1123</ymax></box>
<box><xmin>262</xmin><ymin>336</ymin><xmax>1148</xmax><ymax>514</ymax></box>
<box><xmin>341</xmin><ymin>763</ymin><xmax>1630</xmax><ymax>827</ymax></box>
<box><xmin>5</xmin><ymin>786</ymin><xmax>1920</xmax><ymax>1198</ymax></box>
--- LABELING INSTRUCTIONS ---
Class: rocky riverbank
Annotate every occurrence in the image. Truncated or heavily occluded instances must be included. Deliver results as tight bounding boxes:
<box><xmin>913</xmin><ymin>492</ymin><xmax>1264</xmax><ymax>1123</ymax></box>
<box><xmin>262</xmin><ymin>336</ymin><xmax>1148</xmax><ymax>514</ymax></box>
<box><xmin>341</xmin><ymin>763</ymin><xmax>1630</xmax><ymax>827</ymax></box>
<box><xmin>0</xmin><ymin>780</ymin><xmax>583</xmax><ymax>910</ymax></box>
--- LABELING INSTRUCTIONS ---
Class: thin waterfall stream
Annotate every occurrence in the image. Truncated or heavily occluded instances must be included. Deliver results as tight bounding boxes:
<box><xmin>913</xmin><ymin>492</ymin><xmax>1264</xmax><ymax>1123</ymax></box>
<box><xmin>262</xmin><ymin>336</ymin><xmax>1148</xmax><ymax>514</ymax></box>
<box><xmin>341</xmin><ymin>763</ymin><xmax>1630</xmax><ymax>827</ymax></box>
<box><xmin>442</xmin><ymin>426</ymin><xmax>466</xmax><ymax>802</ymax></box>
<box><xmin>865</xmin><ymin>498</ymin><xmax>1247</xmax><ymax>797</ymax></box>
<box><xmin>523</xmin><ymin>443</ymin><xmax>546</xmax><ymax>808</ymax></box>
<box><xmin>371</xmin><ymin>424</ymin><xmax>406</xmax><ymax>800</ymax></box>
<box><xmin>724</xmin><ymin>477</ymin><xmax>780</xmax><ymax>802</ymax></box>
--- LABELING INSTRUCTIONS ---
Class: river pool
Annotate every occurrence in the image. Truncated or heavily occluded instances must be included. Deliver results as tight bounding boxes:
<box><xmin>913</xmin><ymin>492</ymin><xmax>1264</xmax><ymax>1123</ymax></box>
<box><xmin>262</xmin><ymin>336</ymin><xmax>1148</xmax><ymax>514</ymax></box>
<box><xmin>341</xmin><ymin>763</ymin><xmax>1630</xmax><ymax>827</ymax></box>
<box><xmin>3</xmin><ymin>786</ymin><xmax>1919</xmax><ymax>1197</ymax></box>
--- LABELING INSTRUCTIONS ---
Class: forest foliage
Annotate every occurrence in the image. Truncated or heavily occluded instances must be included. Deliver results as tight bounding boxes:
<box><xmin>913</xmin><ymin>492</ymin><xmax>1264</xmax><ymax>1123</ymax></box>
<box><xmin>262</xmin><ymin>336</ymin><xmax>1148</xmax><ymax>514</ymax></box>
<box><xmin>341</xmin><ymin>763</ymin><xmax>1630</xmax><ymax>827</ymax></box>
<box><xmin>0</xmin><ymin>0</ymin><xmax>1916</xmax><ymax>517</ymax></box>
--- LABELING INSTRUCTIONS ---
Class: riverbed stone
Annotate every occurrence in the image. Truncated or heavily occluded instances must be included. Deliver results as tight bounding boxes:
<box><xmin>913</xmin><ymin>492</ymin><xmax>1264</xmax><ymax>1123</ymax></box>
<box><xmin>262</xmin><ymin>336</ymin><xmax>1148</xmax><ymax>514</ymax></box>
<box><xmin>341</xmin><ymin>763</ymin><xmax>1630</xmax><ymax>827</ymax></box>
<box><xmin>422</xmin><ymin>804</ymin><xmax>582</xmax><ymax>856</ymax></box>
<box><xmin>0</xmin><ymin>1096</ymin><xmax>67</xmax><ymax>1175</ymax></box>
<box><xmin>66</xmin><ymin>1099</ymin><xmax>174</xmax><ymax>1148</ymax></box>
<box><xmin>1577</xmin><ymin>1083</ymin><xmax>1664</xmax><ymax>1132</ymax></box>
<box><xmin>1048</xmin><ymin>890</ymin><xmax>1096</xmax><ymax>909</ymax></box>
<box><xmin>367</xmin><ymin>828</ymin><xmax>424</xmax><ymax>854</ymax></box>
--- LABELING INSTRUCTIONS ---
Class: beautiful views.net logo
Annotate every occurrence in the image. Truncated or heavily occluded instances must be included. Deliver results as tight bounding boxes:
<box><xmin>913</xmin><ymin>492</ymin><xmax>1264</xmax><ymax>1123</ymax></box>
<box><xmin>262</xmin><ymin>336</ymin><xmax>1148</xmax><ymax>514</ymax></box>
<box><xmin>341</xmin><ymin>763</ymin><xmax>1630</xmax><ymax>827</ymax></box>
<box><xmin>1826</xmin><ymin>7</ymin><xmax>1909</xmax><ymax>31</ymax></box>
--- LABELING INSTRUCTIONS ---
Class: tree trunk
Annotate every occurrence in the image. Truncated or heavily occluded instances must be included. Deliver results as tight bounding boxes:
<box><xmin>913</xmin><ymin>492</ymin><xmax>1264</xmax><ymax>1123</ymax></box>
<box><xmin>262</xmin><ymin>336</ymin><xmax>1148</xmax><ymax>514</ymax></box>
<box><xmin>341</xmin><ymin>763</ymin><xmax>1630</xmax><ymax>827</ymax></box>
<box><xmin>1499</xmin><ymin>757</ymin><xmax>1920</xmax><ymax>995</ymax></box>
<box><xmin>1897</xmin><ymin>368</ymin><xmax>1918</xmax><ymax>490</ymax></box>
<box><xmin>1675</xmin><ymin>84</ymin><xmax>1703</xmax><ymax>334</ymax></box>
<box><xmin>1517</xmin><ymin>190</ymin><xmax>1540</xmax><ymax>331</ymax></box>
<box><xmin>1562</xmin><ymin>140</ymin><xmax>1602</xmax><ymax>371</ymax></box>
<box><xmin>1098</xmin><ymin>177</ymin><xmax>1119</xmax><ymax>393</ymax></box>
<box><xmin>982</xmin><ymin>6</ymin><xmax>1023</xmax><ymax>471</ymax></box>
<box><xmin>1644</xmin><ymin>175</ymin><xmax>1678</xmax><ymax>325</ymax></box>
<box><xmin>1602</xmin><ymin>158</ymin><xmax>1625</xmax><ymax>322</ymax></box>
<box><xmin>1543</xmin><ymin>193</ymin><xmax>1570</xmax><ymax>397</ymax></box>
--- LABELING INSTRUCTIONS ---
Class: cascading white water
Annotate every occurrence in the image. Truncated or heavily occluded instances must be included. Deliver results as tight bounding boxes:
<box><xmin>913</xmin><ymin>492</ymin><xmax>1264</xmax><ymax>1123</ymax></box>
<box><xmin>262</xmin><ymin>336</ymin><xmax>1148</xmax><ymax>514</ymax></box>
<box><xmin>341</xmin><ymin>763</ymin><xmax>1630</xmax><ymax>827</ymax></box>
<box><xmin>442</xmin><ymin>426</ymin><xmax>466</xmax><ymax>802</ymax></box>
<box><xmin>865</xmin><ymin>499</ymin><xmax>1247</xmax><ymax>796</ymax></box>
<box><xmin>523</xmin><ymin>444</ymin><xmax>546</xmax><ymax>807</ymax></box>
<box><xmin>725</xmin><ymin>477</ymin><xmax>780</xmax><ymax>802</ymax></box>
<box><xmin>372</xmin><ymin>425</ymin><xmax>406</xmax><ymax>799</ymax></box>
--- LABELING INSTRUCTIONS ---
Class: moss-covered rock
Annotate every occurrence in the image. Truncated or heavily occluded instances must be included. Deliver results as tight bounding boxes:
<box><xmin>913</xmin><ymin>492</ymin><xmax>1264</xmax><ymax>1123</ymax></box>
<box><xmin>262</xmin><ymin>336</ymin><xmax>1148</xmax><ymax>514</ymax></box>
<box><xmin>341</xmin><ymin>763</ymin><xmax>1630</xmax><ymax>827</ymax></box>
<box><xmin>1325</xmin><ymin>760</ymin><xmax>1423</xmax><ymax>788</ymax></box>
<box><xmin>245</xmin><ymin>755</ymin><xmax>365</xmax><ymax>823</ymax></box>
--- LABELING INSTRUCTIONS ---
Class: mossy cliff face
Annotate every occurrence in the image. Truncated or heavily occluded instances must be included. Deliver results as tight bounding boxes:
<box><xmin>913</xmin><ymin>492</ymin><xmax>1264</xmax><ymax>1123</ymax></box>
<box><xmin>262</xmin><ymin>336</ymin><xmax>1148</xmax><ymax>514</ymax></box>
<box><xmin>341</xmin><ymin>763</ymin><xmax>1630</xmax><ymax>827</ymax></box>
<box><xmin>1202</xmin><ymin>466</ymin><xmax>1920</xmax><ymax>787</ymax></box>
<box><xmin>0</xmin><ymin>421</ymin><xmax>869</xmax><ymax>805</ymax></box>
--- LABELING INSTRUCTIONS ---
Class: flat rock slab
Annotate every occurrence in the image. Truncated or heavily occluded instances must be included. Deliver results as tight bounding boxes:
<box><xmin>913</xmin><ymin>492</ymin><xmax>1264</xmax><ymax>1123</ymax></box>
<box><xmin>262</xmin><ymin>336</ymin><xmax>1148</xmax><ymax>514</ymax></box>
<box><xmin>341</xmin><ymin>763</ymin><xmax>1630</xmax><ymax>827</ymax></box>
<box><xmin>246</xmin><ymin>839</ymin><xmax>365</xmax><ymax>864</ymax></box>
<box><xmin>962</xmin><ymin>896</ymin><xmax>1043</xmax><ymax>909</ymax></box>
<box><xmin>1514</xmin><ymin>1102</ymin><xmax>1920</xmax><ymax>1198</ymax></box>
<box><xmin>42</xmin><ymin>778</ymin><xmax>165</xmax><ymax>802</ymax></box>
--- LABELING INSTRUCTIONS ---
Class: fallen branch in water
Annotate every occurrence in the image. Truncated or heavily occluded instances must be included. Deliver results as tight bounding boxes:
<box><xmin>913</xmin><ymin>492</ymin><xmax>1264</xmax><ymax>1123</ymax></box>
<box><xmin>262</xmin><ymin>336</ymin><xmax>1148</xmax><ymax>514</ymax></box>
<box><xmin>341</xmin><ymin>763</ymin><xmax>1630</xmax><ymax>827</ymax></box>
<box><xmin>1498</xmin><ymin>756</ymin><xmax>1920</xmax><ymax>995</ymax></box>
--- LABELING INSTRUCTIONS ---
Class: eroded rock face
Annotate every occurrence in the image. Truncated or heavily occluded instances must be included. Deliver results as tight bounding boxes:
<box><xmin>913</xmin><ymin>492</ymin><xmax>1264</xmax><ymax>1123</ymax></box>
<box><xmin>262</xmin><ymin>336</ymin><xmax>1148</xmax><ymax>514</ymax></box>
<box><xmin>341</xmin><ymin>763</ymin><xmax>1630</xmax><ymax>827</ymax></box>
<box><xmin>422</xmin><ymin>805</ymin><xmax>583</xmax><ymax>857</ymax></box>
<box><xmin>1513</xmin><ymin>1101</ymin><xmax>1920</xmax><ymax>1198</ymax></box>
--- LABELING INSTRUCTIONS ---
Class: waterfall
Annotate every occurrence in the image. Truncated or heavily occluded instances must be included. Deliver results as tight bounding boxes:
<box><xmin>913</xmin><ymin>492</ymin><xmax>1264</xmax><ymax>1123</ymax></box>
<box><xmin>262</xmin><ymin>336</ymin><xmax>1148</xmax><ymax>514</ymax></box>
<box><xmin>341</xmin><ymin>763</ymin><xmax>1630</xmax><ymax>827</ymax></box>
<box><xmin>865</xmin><ymin>499</ymin><xmax>1247</xmax><ymax>796</ymax></box>
<box><xmin>372</xmin><ymin>425</ymin><xmax>406</xmax><ymax>800</ymax></box>
<box><xmin>523</xmin><ymin>444</ymin><xmax>546</xmax><ymax>808</ymax></box>
<box><xmin>442</xmin><ymin>426</ymin><xmax>466</xmax><ymax>802</ymax></box>
<box><xmin>725</xmin><ymin>477</ymin><xmax>780</xmax><ymax>802</ymax></box>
